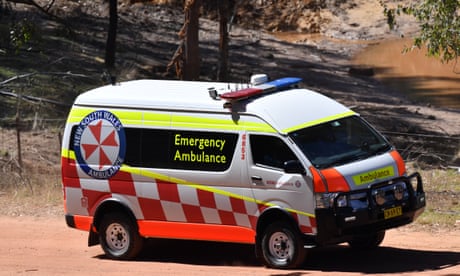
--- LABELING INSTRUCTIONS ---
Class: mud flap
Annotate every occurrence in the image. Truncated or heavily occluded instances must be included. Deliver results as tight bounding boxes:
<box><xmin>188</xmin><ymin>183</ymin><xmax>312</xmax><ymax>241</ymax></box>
<box><xmin>88</xmin><ymin>224</ymin><xmax>100</xmax><ymax>247</ymax></box>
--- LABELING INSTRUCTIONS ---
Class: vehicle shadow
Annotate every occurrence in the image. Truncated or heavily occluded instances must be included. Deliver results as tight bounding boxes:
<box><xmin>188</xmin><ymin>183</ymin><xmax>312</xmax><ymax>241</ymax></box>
<box><xmin>96</xmin><ymin>238</ymin><xmax>460</xmax><ymax>274</ymax></box>
<box><xmin>137</xmin><ymin>238</ymin><xmax>260</xmax><ymax>267</ymax></box>
<box><xmin>306</xmin><ymin>245</ymin><xmax>460</xmax><ymax>274</ymax></box>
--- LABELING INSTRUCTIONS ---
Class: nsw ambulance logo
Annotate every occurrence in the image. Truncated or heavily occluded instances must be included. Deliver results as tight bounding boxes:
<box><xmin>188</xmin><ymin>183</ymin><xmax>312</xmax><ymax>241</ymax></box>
<box><xmin>74</xmin><ymin>110</ymin><xmax>126</xmax><ymax>179</ymax></box>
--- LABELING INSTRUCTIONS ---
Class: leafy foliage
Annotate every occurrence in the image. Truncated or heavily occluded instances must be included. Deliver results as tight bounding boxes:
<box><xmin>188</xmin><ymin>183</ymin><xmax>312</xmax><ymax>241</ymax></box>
<box><xmin>381</xmin><ymin>0</ymin><xmax>460</xmax><ymax>63</ymax></box>
<box><xmin>9</xmin><ymin>18</ymin><xmax>37</xmax><ymax>53</ymax></box>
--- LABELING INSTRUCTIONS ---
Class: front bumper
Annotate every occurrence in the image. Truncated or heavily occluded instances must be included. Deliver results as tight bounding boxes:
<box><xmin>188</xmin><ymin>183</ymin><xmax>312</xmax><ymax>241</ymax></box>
<box><xmin>314</xmin><ymin>172</ymin><xmax>425</xmax><ymax>245</ymax></box>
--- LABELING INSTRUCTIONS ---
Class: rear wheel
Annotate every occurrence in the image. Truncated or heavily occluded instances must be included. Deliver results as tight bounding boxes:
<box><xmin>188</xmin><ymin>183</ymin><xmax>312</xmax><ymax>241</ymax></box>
<box><xmin>348</xmin><ymin>230</ymin><xmax>385</xmax><ymax>250</ymax></box>
<box><xmin>259</xmin><ymin>222</ymin><xmax>306</xmax><ymax>269</ymax></box>
<box><xmin>99</xmin><ymin>212</ymin><xmax>143</xmax><ymax>260</ymax></box>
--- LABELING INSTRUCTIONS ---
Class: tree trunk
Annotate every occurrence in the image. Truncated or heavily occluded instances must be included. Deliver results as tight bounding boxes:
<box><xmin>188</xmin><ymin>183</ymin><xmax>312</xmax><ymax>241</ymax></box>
<box><xmin>218</xmin><ymin>0</ymin><xmax>229</xmax><ymax>81</ymax></box>
<box><xmin>183</xmin><ymin>0</ymin><xmax>201</xmax><ymax>80</ymax></box>
<box><xmin>105</xmin><ymin>0</ymin><xmax>117</xmax><ymax>81</ymax></box>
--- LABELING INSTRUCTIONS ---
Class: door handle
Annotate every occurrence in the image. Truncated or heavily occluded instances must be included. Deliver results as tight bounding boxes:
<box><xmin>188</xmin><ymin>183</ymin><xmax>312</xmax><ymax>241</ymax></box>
<box><xmin>251</xmin><ymin>175</ymin><xmax>264</xmax><ymax>185</ymax></box>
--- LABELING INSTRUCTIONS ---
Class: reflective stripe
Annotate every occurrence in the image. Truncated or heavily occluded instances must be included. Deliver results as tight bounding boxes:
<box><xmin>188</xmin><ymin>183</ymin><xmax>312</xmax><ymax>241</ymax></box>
<box><xmin>66</xmin><ymin>107</ymin><xmax>96</xmax><ymax>123</ymax></box>
<box><xmin>138</xmin><ymin>220</ymin><xmax>255</xmax><ymax>244</ymax></box>
<box><xmin>390</xmin><ymin>150</ymin><xmax>406</xmax><ymax>176</ymax></box>
<box><xmin>124</xmin><ymin>166</ymin><xmax>170</xmax><ymax>183</ymax></box>
<box><xmin>66</xmin><ymin>107</ymin><xmax>143</xmax><ymax>125</ymax></box>
<box><xmin>309</xmin><ymin>167</ymin><xmax>327</xmax><ymax>193</ymax></box>
<box><xmin>282</xmin><ymin>111</ymin><xmax>356</xmax><ymax>133</ymax></box>
<box><xmin>171</xmin><ymin>114</ymin><xmax>276</xmax><ymax>132</ymax></box>
<box><xmin>61</xmin><ymin>147</ymin><xmax>70</xmax><ymax>158</ymax></box>
<box><xmin>113</xmin><ymin>110</ymin><xmax>143</xmax><ymax>125</ymax></box>
<box><xmin>67</xmin><ymin>107</ymin><xmax>276</xmax><ymax>133</ymax></box>
<box><xmin>320</xmin><ymin>167</ymin><xmax>350</xmax><ymax>192</ymax></box>
<box><xmin>143</xmin><ymin>112</ymin><xmax>170</xmax><ymax>127</ymax></box>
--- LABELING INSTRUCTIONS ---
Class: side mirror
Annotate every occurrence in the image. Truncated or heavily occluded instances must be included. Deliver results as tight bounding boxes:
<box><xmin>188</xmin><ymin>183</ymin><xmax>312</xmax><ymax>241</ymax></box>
<box><xmin>284</xmin><ymin>160</ymin><xmax>306</xmax><ymax>175</ymax></box>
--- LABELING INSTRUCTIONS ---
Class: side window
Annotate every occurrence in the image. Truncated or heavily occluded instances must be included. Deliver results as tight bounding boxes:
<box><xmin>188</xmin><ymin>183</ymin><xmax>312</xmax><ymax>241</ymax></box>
<box><xmin>250</xmin><ymin>134</ymin><xmax>298</xmax><ymax>169</ymax></box>
<box><xmin>124</xmin><ymin>128</ymin><xmax>170</xmax><ymax>168</ymax></box>
<box><xmin>124</xmin><ymin>128</ymin><xmax>142</xmax><ymax>166</ymax></box>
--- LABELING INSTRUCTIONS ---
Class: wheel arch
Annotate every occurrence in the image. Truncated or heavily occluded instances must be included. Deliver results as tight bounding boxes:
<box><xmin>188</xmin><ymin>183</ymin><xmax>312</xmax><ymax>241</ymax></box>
<box><xmin>255</xmin><ymin>206</ymin><xmax>307</xmax><ymax>268</ymax></box>
<box><xmin>92</xmin><ymin>198</ymin><xmax>138</xmax><ymax>233</ymax></box>
<box><xmin>256</xmin><ymin>207</ymin><xmax>300</xmax><ymax>241</ymax></box>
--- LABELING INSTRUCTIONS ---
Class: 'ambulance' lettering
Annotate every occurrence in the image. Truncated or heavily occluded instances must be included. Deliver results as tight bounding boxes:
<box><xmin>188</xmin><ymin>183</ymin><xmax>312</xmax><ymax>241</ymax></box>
<box><xmin>173</xmin><ymin>150</ymin><xmax>226</xmax><ymax>163</ymax></box>
<box><xmin>353</xmin><ymin>166</ymin><xmax>395</xmax><ymax>185</ymax></box>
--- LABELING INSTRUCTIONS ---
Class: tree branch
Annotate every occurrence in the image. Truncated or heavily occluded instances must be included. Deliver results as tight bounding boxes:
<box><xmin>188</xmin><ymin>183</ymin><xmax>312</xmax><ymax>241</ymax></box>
<box><xmin>6</xmin><ymin>0</ymin><xmax>67</xmax><ymax>26</ymax></box>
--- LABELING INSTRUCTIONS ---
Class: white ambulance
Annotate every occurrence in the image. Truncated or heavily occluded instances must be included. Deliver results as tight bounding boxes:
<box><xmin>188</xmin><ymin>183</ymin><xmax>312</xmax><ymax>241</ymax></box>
<box><xmin>61</xmin><ymin>75</ymin><xmax>425</xmax><ymax>269</ymax></box>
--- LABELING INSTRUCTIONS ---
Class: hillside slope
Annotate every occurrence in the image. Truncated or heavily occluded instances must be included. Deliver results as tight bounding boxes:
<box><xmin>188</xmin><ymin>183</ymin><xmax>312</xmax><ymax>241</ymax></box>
<box><xmin>0</xmin><ymin>0</ymin><xmax>458</xmax><ymax>166</ymax></box>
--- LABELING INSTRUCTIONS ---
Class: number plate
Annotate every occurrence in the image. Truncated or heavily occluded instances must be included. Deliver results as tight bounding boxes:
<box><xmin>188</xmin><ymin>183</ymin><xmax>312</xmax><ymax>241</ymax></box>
<box><xmin>384</xmin><ymin>206</ymin><xmax>402</xmax><ymax>219</ymax></box>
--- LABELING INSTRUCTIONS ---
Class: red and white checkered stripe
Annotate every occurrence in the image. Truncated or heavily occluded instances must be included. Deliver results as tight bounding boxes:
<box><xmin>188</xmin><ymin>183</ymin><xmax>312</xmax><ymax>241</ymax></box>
<box><xmin>64</xmin><ymin>158</ymin><xmax>317</xmax><ymax>235</ymax></box>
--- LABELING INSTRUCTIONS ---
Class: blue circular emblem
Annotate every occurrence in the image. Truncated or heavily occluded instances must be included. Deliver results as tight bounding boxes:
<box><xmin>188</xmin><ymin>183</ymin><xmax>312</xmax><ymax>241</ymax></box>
<box><xmin>73</xmin><ymin>110</ymin><xmax>126</xmax><ymax>179</ymax></box>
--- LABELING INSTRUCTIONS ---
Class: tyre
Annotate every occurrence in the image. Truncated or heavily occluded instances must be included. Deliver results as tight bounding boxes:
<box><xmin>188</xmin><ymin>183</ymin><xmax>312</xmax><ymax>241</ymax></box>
<box><xmin>348</xmin><ymin>230</ymin><xmax>385</xmax><ymax>250</ymax></box>
<box><xmin>259</xmin><ymin>222</ymin><xmax>306</xmax><ymax>269</ymax></box>
<box><xmin>99</xmin><ymin>212</ymin><xmax>143</xmax><ymax>260</ymax></box>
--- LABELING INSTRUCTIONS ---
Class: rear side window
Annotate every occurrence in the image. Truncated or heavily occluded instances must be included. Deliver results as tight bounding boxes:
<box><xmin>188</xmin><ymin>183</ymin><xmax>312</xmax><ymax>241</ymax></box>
<box><xmin>124</xmin><ymin>128</ymin><xmax>170</xmax><ymax>168</ymax></box>
<box><xmin>249</xmin><ymin>134</ymin><xmax>298</xmax><ymax>169</ymax></box>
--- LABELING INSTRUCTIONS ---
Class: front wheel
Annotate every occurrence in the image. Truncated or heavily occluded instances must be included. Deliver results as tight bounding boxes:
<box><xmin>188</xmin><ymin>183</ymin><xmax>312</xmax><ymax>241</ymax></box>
<box><xmin>259</xmin><ymin>222</ymin><xmax>306</xmax><ymax>269</ymax></box>
<box><xmin>99</xmin><ymin>212</ymin><xmax>143</xmax><ymax>260</ymax></box>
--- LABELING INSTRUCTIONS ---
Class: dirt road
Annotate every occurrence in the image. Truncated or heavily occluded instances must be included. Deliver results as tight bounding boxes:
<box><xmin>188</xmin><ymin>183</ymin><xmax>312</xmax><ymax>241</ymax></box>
<box><xmin>0</xmin><ymin>216</ymin><xmax>459</xmax><ymax>276</ymax></box>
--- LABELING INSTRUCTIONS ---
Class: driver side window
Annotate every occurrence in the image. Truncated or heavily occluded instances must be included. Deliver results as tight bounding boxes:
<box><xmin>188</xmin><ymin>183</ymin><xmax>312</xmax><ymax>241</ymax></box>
<box><xmin>250</xmin><ymin>134</ymin><xmax>298</xmax><ymax>169</ymax></box>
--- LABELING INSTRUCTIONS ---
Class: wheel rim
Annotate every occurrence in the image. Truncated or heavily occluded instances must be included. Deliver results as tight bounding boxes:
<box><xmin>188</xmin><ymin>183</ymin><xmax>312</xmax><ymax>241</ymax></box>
<box><xmin>105</xmin><ymin>222</ymin><xmax>129</xmax><ymax>255</ymax></box>
<box><xmin>268</xmin><ymin>231</ymin><xmax>294</xmax><ymax>262</ymax></box>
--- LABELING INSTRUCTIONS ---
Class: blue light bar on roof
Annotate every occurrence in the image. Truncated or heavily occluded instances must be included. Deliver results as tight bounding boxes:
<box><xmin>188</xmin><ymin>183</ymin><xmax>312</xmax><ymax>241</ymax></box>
<box><xmin>220</xmin><ymin>77</ymin><xmax>302</xmax><ymax>101</ymax></box>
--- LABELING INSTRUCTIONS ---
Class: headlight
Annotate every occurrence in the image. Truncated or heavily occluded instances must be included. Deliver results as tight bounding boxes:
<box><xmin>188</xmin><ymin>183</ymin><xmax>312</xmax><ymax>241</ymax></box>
<box><xmin>336</xmin><ymin>195</ymin><xmax>348</xmax><ymax>207</ymax></box>
<box><xmin>315</xmin><ymin>193</ymin><xmax>336</xmax><ymax>208</ymax></box>
<box><xmin>393</xmin><ymin>184</ymin><xmax>405</xmax><ymax>201</ymax></box>
<box><xmin>373</xmin><ymin>189</ymin><xmax>386</xmax><ymax>205</ymax></box>
<box><xmin>315</xmin><ymin>193</ymin><xmax>348</xmax><ymax>208</ymax></box>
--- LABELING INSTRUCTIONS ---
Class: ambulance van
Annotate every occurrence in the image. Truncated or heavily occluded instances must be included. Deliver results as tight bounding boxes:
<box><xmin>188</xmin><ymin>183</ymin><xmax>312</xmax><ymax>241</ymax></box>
<box><xmin>61</xmin><ymin>75</ymin><xmax>426</xmax><ymax>269</ymax></box>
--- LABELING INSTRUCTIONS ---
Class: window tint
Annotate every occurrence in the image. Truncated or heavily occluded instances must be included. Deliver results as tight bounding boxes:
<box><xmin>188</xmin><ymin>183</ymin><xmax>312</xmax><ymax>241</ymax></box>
<box><xmin>250</xmin><ymin>135</ymin><xmax>298</xmax><ymax>169</ymax></box>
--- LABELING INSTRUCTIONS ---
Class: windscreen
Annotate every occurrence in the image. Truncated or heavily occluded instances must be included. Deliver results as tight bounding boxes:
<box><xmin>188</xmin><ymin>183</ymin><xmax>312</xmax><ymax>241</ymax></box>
<box><xmin>289</xmin><ymin>116</ymin><xmax>391</xmax><ymax>169</ymax></box>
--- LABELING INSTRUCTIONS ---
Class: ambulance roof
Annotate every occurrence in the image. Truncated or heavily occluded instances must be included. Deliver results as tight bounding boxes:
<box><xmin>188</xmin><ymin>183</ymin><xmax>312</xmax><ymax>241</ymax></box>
<box><xmin>74</xmin><ymin>79</ymin><xmax>353</xmax><ymax>134</ymax></box>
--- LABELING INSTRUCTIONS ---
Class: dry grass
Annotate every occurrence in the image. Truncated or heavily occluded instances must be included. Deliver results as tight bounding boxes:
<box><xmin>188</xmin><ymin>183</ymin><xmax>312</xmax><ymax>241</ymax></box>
<box><xmin>0</xmin><ymin>128</ymin><xmax>63</xmax><ymax>217</ymax></box>
<box><xmin>409</xmin><ymin>165</ymin><xmax>460</xmax><ymax>231</ymax></box>
<box><xmin>0</xmin><ymin>160</ymin><xmax>62</xmax><ymax>217</ymax></box>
